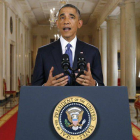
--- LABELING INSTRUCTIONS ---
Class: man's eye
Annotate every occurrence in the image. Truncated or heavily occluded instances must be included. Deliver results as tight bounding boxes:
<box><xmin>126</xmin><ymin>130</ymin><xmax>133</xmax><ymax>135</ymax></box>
<box><xmin>60</xmin><ymin>17</ymin><xmax>65</xmax><ymax>19</ymax></box>
<box><xmin>70</xmin><ymin>16</ymin><xmax>74</xmax><ymax>19</ymax></box>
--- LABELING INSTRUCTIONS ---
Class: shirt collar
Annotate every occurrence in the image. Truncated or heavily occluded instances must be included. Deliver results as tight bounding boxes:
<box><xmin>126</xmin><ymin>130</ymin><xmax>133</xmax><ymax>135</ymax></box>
<box><xmin>60</xmin><ymin>36</ymin><xmax>77</xmax><ymax>52</ymax></box>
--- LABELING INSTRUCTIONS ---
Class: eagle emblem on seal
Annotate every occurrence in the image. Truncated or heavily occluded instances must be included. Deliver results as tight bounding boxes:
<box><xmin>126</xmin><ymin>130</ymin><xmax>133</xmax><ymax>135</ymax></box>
<box><xmin>65</xmin><ymin>107</ymin><xmax>86</xmax><ymax>131</ymax></box>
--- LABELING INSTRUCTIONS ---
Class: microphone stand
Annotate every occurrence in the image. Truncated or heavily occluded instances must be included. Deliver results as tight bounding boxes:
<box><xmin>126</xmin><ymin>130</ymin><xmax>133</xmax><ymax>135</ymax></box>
<box><xmin>71</xmin><ymin>69</ymin><xmax>76</xmax><ymax>86</ymax></box>
<box><xmin>62</xmin><ymin>53</ymin><xmax>86</xmax><ymax>86</ymax></box>
<box><xmin>64</xmin><ymin>68</ymin><xmax>83</xmax><ymax>86</ymax></box>
<box><xmin>64</xmin><ymin>68</ymin><xmax>76</xmax><ymax>86</ymax></box>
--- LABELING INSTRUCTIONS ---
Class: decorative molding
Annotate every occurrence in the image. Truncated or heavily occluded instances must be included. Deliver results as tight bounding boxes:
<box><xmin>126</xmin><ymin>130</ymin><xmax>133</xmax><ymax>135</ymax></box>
<box><xmin>88</xmin><ymin>0</ymin><xmax>108</xmax><ymax>25</ymax></box>
<box><xmin>0</xmin><ymin>0</ymin><xmax>4</xmax><ymax>4</ymax></box>
<box><xmin>118</xmin><ymin>1</ymin><xmax>125</xmax><ymax>7</ymax></box>
<box><xmin>100</xmin><ymin>21</ymin><xmax>107</xmax><ymax>28</ymax></box>
<box><xmin>9</xmin><ymin>39</ymin><xmax>16</xmax><ymax>46</ymax></box>
<box><xmin>21</xmin><ymin>0</ymin><xmax>37</xmax><ymax>25</ymax></box>
<box><xmin>124</xmin><ymin>0</ymin><xmax>135</xmax><ymax>4</ymax></box>
<box><xmin>100</xmin><ymin>26</ymin><xmax>107</xmax><ymax>29</ymax></box>
<box><xmin>16</xmin><ymin>14</ymin><xmax>19</xmax><ymax>19</ymax></box>
<box><xmin>108</xmin><ymin>15</ymin><xmax>119</xmax><ymax>20</ymax></box>
<box><xmin>97</xmin><ymin>0</ymin><xmax>121</xmax><ymax>26</ymax></box>
<box><xmin>3</xmin><ymin>0</ymin><xmax>32</xmax><ymax>29</ymax></box>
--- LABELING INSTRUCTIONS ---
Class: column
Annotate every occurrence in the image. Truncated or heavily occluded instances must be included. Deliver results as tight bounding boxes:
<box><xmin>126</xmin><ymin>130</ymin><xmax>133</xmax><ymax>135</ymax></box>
<box><xmin>98</xmin><ymin>28</ymin><xmax>102</xmax><ymax>53</ymax></box>
<box><xmin>16</xmin><ymin>16</ymin><xmax>20</xmax><ymax>90</ymax></box>
<box><xmin>33</xmin><ymin>36</ymin><xmax>37</xmax><ymax>68</ymax></box>
<box><xmin>106</xmin><ymin>16</ymin><xmax>118</xmax><ymax>86</ymax></box>
<box><xmin>27</xmin><ymin>28</ymin><xmax>30</xmax><ymax>81</ymax></box>
<box><xmin>107</xmin><ymin>19</ymin><xmax>110</xmax><ymax>86</ymax></box>
<box><xmin>119</xmin><ymin>2</ymin><xmax>126</xmax><ymax>86</ymax></box>
<box><xmin>25</xmin><ymin>26</ymin><xmax>28</xmax><ymax>85</ymax></box>
<box><xmin>136</xmin><ymin>26</ymin><xmax>140</xmax><ymax>87</ymax></box>
<box><xmin>125</xmin><ymin>0</ymin><xmax>136</xmax><ymax>99</ymax></box>
<box><xmin>28</xmin><ymin>29</ymin><xmax>33</xmax><ymax>83</ymax></box>
<box><xmin>23</xmin><ymin>26</ymin><xmax>28</xmax><ymax>85</ymax></box>
<box><xmin>5</xmin><ymin>2</ymin><xmax>10</xmax><ymax>90</ymax></box>
<box><xmin>0</xmin><ymin>1</ymin><xmax>5</xmax><ymax>100</ymax></box>
<box><xmin>100</xmin><ymin>24</ymin><xmax>107</xmax><ymax>86</ymax></box>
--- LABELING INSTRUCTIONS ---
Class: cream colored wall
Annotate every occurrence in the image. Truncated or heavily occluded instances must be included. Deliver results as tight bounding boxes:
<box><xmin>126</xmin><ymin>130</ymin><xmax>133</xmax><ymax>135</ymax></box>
<box><xmin>0</xmin><ymin>1</ymin><xmax>5</xmax><ymax>100</ymax></box>
<box><xmin>5</xmin><ymin>7</ymin><xmax>16</xmax><ymax>90</ymax></box>
<box><xmin>0</xmin><ymin>0</ymin><xmax>32</xmax><ymax>100</ymax></box>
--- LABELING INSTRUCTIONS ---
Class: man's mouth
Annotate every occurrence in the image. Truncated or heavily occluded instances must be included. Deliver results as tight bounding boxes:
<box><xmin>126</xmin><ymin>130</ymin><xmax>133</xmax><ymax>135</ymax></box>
<box><xmin>63</xmin><ymin>27</ymin><xmax>71</xmax><ymax>31</ymax></box>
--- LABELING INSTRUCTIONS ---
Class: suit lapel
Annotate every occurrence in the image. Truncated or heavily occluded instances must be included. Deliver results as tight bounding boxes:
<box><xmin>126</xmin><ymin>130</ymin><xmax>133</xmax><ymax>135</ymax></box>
<box><xmin>51</xmin><ymin>39</ymin><xmax>86</xmax><ymax>73</ymax></box>
<box><xmin>73</xmin><ymin>39</ymin><xmax>85</xmax><ymax>69</ymax></box>
<box><xmin>51</xmin><ymin>39</ymin><xmax>64</xmax><ymax>73</ymax></box>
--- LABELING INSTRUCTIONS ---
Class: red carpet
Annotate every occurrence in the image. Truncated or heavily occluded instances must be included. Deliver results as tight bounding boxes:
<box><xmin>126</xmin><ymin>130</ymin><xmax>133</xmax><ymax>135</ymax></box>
<box><xmin>132</xmin><ymin>123</ymin><xmax>140</xmax><ymax>140</ymax></box>
<box><xmin>0</xmin><ymin>106</ymin><xmax>139</xmax><ymax>140</ymax></box>
<box><xmin>0</xmin><ymin>105</ymin><xmax>18</xmax><ymax>140</ymax></box>
<box><xmin>0</xmin><ymin>112</ymin><xmax>18</xmax><ymax>140</ymax></box>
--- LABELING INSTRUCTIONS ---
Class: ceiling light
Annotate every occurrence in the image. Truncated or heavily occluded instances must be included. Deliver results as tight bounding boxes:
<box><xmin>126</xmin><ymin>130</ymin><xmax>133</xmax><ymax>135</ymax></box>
<box><xmin>49</xmin><ymin>0</ymin><xmax>69</xmax><ymax>29</ymax></box>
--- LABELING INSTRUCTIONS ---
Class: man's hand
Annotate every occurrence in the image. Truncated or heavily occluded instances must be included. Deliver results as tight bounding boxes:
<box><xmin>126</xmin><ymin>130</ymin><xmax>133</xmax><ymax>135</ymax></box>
<box><xmin>76</xmin><ymin>63</ymin><xmax>96</xmax><ymax>86</ymax></box>
<box><xmin>44</xmin><ymin>67</ymin><xmax>68</xmax><ymax>86</ymax></box>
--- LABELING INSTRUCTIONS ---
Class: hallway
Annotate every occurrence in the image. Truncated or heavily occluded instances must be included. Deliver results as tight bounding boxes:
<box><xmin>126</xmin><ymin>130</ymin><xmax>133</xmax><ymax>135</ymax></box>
<box><xmin>0</xmin><ymin>0</ymin><xmax>140</xmax><ymax>139</ymax></box>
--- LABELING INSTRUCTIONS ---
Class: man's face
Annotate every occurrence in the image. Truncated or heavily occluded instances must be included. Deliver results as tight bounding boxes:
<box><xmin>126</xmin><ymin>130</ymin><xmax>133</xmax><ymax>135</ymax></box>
<box><xmin>56</xmin><ymin>7</ymin><xmax>83</xmax><ymax>42</ymax></box>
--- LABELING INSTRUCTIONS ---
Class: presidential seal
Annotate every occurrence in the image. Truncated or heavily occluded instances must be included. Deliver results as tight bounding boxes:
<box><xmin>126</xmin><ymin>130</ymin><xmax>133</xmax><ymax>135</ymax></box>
<box><xmin>53</xmin><ymin>96</ymin><xmax>97</xmax><ymax>140</ymax></box>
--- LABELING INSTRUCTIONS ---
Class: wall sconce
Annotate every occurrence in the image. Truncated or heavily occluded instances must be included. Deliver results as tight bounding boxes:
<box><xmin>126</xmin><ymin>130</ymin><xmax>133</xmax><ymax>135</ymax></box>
<box><xmin>54</xmin><ymin>34</ymin><xmax>60</xmax><ymax>41</ymax></box>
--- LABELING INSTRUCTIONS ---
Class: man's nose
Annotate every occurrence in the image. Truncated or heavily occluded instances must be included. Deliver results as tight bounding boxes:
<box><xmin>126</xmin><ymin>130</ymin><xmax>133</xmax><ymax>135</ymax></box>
<box><xmin>64</xmin><ymin>17</ymin><xmax>70</xmax><ymax>24</ymax></box>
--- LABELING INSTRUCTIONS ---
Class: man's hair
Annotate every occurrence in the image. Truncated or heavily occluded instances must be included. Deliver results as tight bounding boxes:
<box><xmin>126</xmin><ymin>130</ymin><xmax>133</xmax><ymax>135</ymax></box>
<box><xmin>57</xmin><ymin>4</ymin><xmax>81</xmax><ymax>20</ymax></box>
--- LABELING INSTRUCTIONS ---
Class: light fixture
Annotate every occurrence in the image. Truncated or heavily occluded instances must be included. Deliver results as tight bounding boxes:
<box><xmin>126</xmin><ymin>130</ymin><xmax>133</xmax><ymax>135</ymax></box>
<box><xmin>59</xmin><ymin>0</ymin><xmax>69</xmax><ymax>5</ymax></box>
<box><xmin>54</xmin><ymin>34</ymin><xmax>60</xmax><ymax>41</ymax></box>
<box><xmin>138</xmin><ymin>71</ymin><xmax>140</xmax><ymax>78</ymax></box>
<box><xmin>49</xmin><ymin>0</ymin><xmax>69</xmax><ymax>29</ymax></box>
<box><xmin>49</xmin><ymin>8</ymin><xmax>56</xmax><ymax>29</ymax></box>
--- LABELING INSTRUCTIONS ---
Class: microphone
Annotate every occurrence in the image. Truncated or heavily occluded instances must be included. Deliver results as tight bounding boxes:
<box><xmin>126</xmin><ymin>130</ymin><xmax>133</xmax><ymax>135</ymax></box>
<box><xmin>61</xmin><ymin>54</ymin><xmax>73</xmax><ymax>84</ymax></box>
<box><xmin>61</xmin><ymin>54</ymin><xmax>70</xmax><ymax>71</ymax></box>
<box><xmin>76</xmin><ymin>53</ymin><xmax>86</xmax><ymax>78</ymax></box>
<box><xmin>77</xmin><ymin>53</ymin><xmax>86</xmax><ymax>72</ymax></box>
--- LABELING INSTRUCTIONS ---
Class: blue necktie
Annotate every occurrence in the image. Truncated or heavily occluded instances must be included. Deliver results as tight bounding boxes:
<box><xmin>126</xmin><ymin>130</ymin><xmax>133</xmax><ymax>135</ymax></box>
<box><xmin>65</xmin><ymin>43</ymin><xmax>72</xmax><ymax>67</ymax></box>
<box><xmin>65</xmin><ymin>43</ymin><xmax>72</xmax><ymax>83</ymax></box>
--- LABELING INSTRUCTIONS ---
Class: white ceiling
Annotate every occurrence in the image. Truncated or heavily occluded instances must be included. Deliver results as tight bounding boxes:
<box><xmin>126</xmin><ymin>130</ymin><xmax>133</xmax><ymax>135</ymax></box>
<box><xmin>26</xmin><ymin>0</ymin><xmax>99</xmax><ymax>25</ymax></box>
<box><xmin>17</xmin><ymin>0</ymin><xmax>140</xmax><ymax>26</ymax></box>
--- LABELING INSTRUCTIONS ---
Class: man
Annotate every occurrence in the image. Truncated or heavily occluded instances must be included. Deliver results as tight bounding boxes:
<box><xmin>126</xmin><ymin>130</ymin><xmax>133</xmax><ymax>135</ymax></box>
<box><xmin>32</xmin><ymin>4</ymin><xmax>104</xmax><ymax>86</ymax></box>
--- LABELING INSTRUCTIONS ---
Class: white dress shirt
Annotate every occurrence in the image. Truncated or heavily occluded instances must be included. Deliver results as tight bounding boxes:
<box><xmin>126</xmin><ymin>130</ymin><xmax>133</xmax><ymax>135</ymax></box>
<box><xmin>60</xmin><ymin>36</ymin><xmax>77</xmax><ymax>64</ymax></box>
<box><xmin>60</xmin><ymin>36</ymin><xmax>98</xmax><ymax>86</ymax></box>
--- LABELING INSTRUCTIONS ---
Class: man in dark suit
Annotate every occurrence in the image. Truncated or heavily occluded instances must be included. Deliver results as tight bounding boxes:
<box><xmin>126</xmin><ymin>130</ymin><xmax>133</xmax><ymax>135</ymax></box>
<box><xmin>32</xmin><ymin>4</ymin><xmax>104</xmax><ymax>86</ymax></box>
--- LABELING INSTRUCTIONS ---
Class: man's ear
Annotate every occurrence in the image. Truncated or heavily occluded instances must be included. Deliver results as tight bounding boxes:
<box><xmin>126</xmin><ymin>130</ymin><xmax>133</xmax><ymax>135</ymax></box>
<box><xmin>78</xmin><ymin>20</ymin><xmax>83</xmax><ymax>29</ymax></box>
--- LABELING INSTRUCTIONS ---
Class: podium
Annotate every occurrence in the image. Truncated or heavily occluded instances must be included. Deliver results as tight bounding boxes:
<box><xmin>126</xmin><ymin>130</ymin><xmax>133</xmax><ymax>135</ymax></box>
<box><xmin>16</xmin><ymin>86</ymin><xmax>133</xmax><ymax>140</ymax></box>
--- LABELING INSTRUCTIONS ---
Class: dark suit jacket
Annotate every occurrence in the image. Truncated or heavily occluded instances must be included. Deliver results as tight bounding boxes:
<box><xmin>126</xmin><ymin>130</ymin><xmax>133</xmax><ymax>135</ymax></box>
<box><xmin>32</xmin><ymin>39</ymin><xmax>104</xmax><ymax>86</ymax></box>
